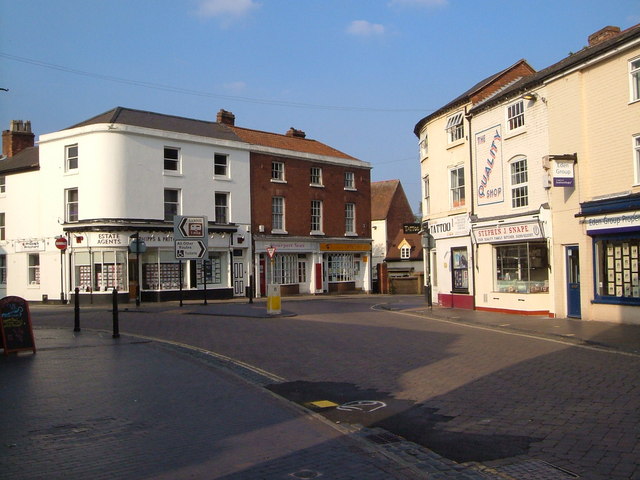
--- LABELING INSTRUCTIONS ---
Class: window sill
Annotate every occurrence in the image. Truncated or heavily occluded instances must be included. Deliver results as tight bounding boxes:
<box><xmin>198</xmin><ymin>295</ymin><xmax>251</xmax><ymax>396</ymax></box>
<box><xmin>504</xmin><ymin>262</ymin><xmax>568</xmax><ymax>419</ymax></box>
<box><xmin>344</xmin><ymin>233</ymin><xmax>358</xmax><ymax>237</ymax></box>
<box><xmin>64</xmin><ymin>170</ymin><xmax>79</xmax><ymax>176</ymax></box>
<box><xmin>271</xmin><ymin>229</ymin><xmax>288</xmax><ymax>235</ymax></box>
<box><xmin>310</xmin><ymin>231</ymin><xmax>325</xmax><ymax>236</ymax></box>
<box><xmin>446</xmin><ymin>139</ymin><xmax>465</xmax><ymax>150</ymax></box>
<box><xmin>344</xmin><ymin>187</ymin><xmax>357</xmax><ymax>192</ymax></box>
<box><xmin>270</xmin><ymin>179</ymin><xmax>287</xmax><ymax>184</ymax></box>
<box><xmin>163</xmin><ymin>171</ymin><xmax>183</xmax><ymax>177</ymax></box>
<box><xmin>214</xmin><ymin>176</ymin><xmax>231</xmax><ymax>182</ymax></box>
<box><xmin>504</xmin><ymin>128</ymin><xmax>526</xmax><ymax>140</ymax></box>
<box><xmin>592</xmin><ymin>295</ymin><xmax>640</xmax><ymax>306</ymax></box>
<box><xmin>310</xmin><ymin>184</ymin><xmax>324</xmax><ymax>188</ymax></box>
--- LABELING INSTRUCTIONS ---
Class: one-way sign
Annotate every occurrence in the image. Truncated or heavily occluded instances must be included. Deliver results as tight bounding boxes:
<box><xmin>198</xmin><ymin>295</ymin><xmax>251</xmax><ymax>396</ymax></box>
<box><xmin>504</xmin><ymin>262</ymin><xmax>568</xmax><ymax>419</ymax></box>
<box><xmin>175</xmin><ymin>240</ymin><xmax>207</xmax><ymax>259</ymax></box>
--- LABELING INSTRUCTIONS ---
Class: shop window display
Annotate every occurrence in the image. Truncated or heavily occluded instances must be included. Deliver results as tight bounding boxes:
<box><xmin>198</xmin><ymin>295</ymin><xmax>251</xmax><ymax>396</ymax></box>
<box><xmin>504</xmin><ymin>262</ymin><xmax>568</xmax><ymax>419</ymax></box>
<box><xmin>596</xmin><ymin>238</ymin><xmax>640</xmax><ymax>300</ymax></box>
<box><xmin>495</xmin><ymin>242</ymin><xmax>548</xmax><ymax>293</ymax></box>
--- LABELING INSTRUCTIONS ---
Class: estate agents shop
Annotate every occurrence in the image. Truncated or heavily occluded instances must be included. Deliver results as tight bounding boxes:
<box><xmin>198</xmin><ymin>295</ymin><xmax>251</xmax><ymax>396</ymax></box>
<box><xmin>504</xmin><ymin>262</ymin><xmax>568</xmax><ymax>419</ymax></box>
<box><xmin>427</xmin><ymin>214</ymin><xmax>473</xmax><ymax>309</ymax></box>
<box><xmin>255</xmin><ymin>238</ymin><xmax>371</xmax><ymax>296</ymax></box>
<box><xmin>471</xmin><ymin>213</ymin><xmax>552</xmax><ymax>315</ymax></box>
<box><xmin>65</xmin><ymin>223</ymin><xmax>248</xmax><ymax>303</ymax></box>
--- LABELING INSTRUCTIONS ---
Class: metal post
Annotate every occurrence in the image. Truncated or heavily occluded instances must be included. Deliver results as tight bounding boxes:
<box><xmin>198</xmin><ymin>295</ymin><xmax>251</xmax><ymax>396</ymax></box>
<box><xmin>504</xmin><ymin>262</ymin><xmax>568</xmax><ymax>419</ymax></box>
<box><xmin>135</xmin><ymin>232</ymin><xmax>141</xmax><ymax>307</ymax></box>
<box><xmin>203</xmin><ymin>259</ymin><xmax>208</xmax><ymax>306</ymax></box>
<box><xmin>74</xmin><ymin>287</ymin><xmax>81</xmax><ymax>332</ymax></box>
<box><xmin>112</xmin><ymin>288</ymin><xmax>120</xmax><ymax>338</ymax></box>
<box><xmin>60</xmin><ymin>249</ymin><xmax>65</xmax><ymax>303</ymax></box>
<box><xmin>179</xmin><ymin>260</ymin><xmax>183</xmax><ymax>307</ymax></box>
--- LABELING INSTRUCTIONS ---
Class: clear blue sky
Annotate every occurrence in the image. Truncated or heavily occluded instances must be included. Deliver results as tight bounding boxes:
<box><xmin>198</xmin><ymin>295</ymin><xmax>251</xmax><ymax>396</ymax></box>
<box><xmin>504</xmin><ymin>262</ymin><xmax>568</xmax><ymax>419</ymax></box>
<box><xmin>1</xmin><ymin>0</ymin><xmax>638</xmax><ymax>211</ymax></box>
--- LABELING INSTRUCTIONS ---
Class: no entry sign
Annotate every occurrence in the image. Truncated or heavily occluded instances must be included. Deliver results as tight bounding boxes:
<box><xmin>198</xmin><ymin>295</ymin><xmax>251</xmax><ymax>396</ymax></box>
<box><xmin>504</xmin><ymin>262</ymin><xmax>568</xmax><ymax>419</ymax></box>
<box><xmin>55</xmin><ymin>237</ymin><xmax>68</xmax><ymax>250</ymax></box>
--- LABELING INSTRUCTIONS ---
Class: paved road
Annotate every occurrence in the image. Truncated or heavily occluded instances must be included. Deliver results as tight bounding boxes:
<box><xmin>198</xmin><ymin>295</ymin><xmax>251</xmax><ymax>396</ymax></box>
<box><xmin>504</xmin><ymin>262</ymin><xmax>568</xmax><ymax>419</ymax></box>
<box><xmin>30</xmin><ymin>296</ymin><xmax>640</xmax><ymax>479</ymax></box>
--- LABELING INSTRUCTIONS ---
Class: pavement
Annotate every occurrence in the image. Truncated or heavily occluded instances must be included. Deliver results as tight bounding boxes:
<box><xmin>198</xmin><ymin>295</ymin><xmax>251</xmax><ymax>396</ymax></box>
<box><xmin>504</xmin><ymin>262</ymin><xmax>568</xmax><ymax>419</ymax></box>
<box><xmin>2</xmin><ymin>296</ymin><xmax>639</xmax><ymax>479</ymax></box>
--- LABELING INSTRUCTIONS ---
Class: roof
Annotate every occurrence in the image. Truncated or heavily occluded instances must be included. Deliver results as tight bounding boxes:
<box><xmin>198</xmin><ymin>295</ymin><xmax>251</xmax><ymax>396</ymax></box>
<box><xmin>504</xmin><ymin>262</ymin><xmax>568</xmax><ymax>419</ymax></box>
<box><xmin>0</xmin><ymin>146</ymin><xmax>40</xmax><ymax>174</ymax></box>
<box><xmin>470</xmin><ymin>23</ymin><xmax>640</xmax><ymax>114</ymax></box>
<box><xmin>228</xmin><ymin>125</ymin><xmax>358</xmax><ymax>160</ymax></box>
<box><xmin>371</xmin><ymin>179</ymin><xmax>401</xmax><ymax>220</ymax></box>
<box><xmin>386</xmin><ymin>230</ymin><xmax>423</xmax><ymax>261</ymax></box>
<box><xmin>67</xmin><ymin>107</ymin><xmax>243</xmax><ymax>143</ymax></box>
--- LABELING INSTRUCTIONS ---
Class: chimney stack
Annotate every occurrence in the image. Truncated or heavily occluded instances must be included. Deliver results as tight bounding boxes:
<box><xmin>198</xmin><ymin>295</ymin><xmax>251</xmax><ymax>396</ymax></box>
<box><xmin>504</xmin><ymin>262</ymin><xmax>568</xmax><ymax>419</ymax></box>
<box><xmin>588</xmin><ymin>26</ymin><xmax>621</xmax><ymax>47</ymax></box>
<box><xmin>216</xmin><ymin>109</ymin><xmax>235</xmax><ymax>126</ymax></box>
<box><xmin>2</xmin><ymin>120</ymin><xmax>35</xmax><ymax>157</ymax></box>
<box><xmin>285</xmin><ymin>127</ymin><xmax>306</xmax><ymax>139</ymax></box>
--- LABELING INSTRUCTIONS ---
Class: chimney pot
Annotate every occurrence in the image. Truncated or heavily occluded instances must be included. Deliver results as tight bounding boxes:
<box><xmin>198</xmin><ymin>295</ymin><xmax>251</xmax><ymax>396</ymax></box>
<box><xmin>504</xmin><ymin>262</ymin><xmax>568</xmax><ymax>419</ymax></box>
<box><xmin>216</xmin><ymin>109</ymin><xmax>235</xmax><ymax>126</ymax></box>
<box><xmin>588</xmin><ymin>26</ymin><xmax>621</xmax><ymax>46</ymax></box>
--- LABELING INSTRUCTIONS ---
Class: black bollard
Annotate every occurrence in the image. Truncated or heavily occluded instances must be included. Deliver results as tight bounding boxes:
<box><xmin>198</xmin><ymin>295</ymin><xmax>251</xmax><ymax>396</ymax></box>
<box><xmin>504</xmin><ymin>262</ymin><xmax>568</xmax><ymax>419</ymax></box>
<box><xmin>112</xmin><ymin>288</ymin><xmax>120</xmax><ymax>338</ymax></box>
<box><xmin>74</xmin><ymin>287</ymin><xmax>81</xmax><ymax>332</ymax></box>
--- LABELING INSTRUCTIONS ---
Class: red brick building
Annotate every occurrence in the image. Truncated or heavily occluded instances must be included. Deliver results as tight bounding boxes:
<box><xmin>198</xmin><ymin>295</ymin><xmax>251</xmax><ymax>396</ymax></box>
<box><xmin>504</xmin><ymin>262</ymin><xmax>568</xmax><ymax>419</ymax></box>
<box><xmin>218</xmin><ymin>110</ymin><xmax>373</xmax><ymax>296</ymax></box>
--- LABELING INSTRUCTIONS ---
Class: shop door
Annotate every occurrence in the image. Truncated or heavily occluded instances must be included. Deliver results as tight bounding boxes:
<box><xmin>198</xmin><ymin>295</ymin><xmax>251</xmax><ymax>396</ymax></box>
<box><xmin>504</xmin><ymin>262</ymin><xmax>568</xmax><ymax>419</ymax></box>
<box><xmin>128</xmin><ymin>259</ymin><xmax>138</xmax><ymax>300</ymax></box>
<box><xmin>566</xmin><ymin>246</ymin><xmax>581</xmax><ymax>318</ymax></box>
<box><xmin>233</xmin><ymin>261</ymin><xmax>244</xmax><ymax>296</ymax></box>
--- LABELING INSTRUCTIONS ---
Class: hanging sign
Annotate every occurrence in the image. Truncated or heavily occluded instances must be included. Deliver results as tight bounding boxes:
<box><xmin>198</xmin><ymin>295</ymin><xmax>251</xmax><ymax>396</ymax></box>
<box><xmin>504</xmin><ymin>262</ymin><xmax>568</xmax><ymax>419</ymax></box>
<box><xmin>552</xmin><ymin>160</ymin><xmax>575</xmax><ymax>187</ymax></box>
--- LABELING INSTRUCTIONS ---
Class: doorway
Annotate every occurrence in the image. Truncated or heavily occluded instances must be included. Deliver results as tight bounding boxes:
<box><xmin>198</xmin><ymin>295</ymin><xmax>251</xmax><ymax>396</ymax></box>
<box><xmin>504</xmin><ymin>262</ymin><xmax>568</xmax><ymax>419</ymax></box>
<box><xmin>566</xmin><ymin>245</ymin><xmax>581</xmax><ymax>318</ymax></box>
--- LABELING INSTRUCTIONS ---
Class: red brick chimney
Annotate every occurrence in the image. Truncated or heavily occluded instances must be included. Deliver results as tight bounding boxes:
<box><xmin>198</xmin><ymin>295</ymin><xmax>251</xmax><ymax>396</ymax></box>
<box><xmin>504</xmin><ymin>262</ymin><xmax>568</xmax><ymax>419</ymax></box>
<box><xmin>2</xmin><ymin>120</ymin><xmax>35</xmax><ymax>157</ymax></box>
<box><xmin>588</xmin><ymin>26</ymin><xmax>621</xmax><ymax>46</ymax></box>
<box><xmin>216</xmin><ymin>109</ymin><xmax>235</xmax><ymax>126</ymax></box>
<box><xmin>285</xmin><ymin>127</ymin><xmax>306</xmax><ymax>138</ymax></box>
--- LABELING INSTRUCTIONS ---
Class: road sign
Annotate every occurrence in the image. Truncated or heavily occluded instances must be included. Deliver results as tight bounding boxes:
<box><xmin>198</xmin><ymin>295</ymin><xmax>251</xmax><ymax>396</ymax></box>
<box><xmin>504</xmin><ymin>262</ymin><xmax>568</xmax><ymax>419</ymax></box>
<box><xmin>175</xmin><ymin>240</ymin><xmax>207</xmax><ymax>259</ymax></box>
<box><xmin>175</xmin><ymin>216</ymin><xmax>206</xmax><ymax>239</ymax></box>
<box><xmin>55</xmin><ymin>237</ymin><xmax>68</xmax><ymax>250</ymax></box>
<box><xmin>266</xmin><ymin>246</ymin><xmax>276</xmax><ymax>259</ymax></box>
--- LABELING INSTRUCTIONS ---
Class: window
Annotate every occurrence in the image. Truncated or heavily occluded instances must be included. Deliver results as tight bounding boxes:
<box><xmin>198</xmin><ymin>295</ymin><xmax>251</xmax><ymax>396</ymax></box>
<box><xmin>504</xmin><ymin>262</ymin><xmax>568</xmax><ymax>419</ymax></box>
<box><xmin>345</xmin><ymin>203</ymin><xmax>355</xmax><ymax>234</ymax></box>
<box><xmin>450</xmin><ymin>166</ymin><xmax>465</xmax><ymax>208</ymax></box>
<box><xmin>0</xmin><ymin>212</ymin><xmax>4</xmax><ymax>240</ymax></box>
<box><xmin>164</xmin><ymin>189</ymin><xmax>180</xmax><ymax>221</ymax></box>
<box><xmin>423</xmin><ymin>175</ymin><xmax>430</xmax><ymax>215</ymax></box>
<box><xmin>28</xmin><ymin>253</ymin><xmax>40</xmax><ymax>285</ymax></box>
<box><xmin>631</xmin><ymin>58</ymin><xmax>640</xmax><ymax>102</ymax></box>
<box><xmin>595</xmin><ymin>238</ymin><xmax>640</xmax><ymax>302</ymax></box>
<box><xmin>507</xmin><ymin>100</ymin><xmax>525</xmax><ymax>131</ymax></box>
<box><xmin>141</xmin><ymin>251</ymin><xmax>185</xmax><ymax>291</ymax></box>
<box><xmin>298</xmin><ymin>258</ymin><xmax>307</xmax><ymax>283</ymax></box>
<box><xmin>272</xmin><ymin>196</ymin><xmax>285</xmax><ymax>231</ymax></box>
<box><xmin>311</xmin><ymin>200</ymin><xmax>323</xmax><ymax>233</ymax></box>
<box><xmin>65</xmin><ymin>144</ymin><xmax>78</xmax><ymax>171</ymax></box>
<box><xmin>400</xmin><ymin>245</ymin><xmax>411</xmax><ymax>259</ymax></box>
<box><xmin>495</xmin><ymin>242</ymin><xmax>549</xmax><ymax>294</ymax></box>
<box><xmin>446</xmin><ymin>112</ymin><xmax>464</xmax><ymax>143</ymax></box>
<box><xmin>634</xmin><ymin>135</ymin><xmax>640</xmax><ymax>185</ymax></box>
<box><xmin>65</xmin><ymin>188</ymin><xmax>78</xmax><ymax>222</ymax></box>
<box><xmin>344</xmin><ymin>172</ymin><xmax>355</xmax><ymax>190</ymax></box>
<box><xmin>327</xmin><ymin>253</ymin><xmax>355</xmax><ymax>282</ymax></box>
<box><xmin>272</xmin><ymin>253</ymin><xmax>298</xmax><ymax>285</ymax></box>
<box><xmin>215</xmin><ymin>192</ymin><xmax>229</xmax><ymax>223</ymax></box>
<box><xmin>511</xmin><ymin>157</ymin><xmax>528</xmax><ymax>208</ymax></box>
<box><xmin>420</xmin><ymin>135</ymin><xmax>428</xmax><ymax>158</ymax></box>
<box><xmin>0</xmin><ymin>254</ymin><xmax>6</xmax><ymax>284</ymax></box>
<box><xmin>451</xmin><ymin>247</ymin><xmax>469</xmax><ymax>292</ymax></box>
<box><xmin>272</xmin><ymin>161</ymin><xmax>285</xmax><ymax>181</ymax></box>
<box><xmin>0</xmin><ymin>176</ymin><xmax>5</xmax><ymax>194</ymax></box>
<box><xmin>214</xmin><ymin>154</ymin><xmax>228</xmax><ymax>177</ymax></box>
<box><xmin>310</xmin><ymin>167</ymin><xmax>323</xmax><ymax>186</ymax></box>
<box><xmin>197</xmin><ymin>253</ymin><xmax>224</xmax><ymax>285</ymax></box>
<box><xmin>164</xmin><ymin>147</ymin><xmax>180</xmax><ymax>172</ymax></box>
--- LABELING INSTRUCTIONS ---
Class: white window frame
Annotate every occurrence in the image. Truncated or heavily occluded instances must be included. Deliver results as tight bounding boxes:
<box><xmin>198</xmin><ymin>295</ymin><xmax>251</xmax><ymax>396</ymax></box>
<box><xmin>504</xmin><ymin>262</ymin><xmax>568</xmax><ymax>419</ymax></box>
<box><xmin>215</xmin><ymin>192</ymin><xmax>229</xmax><ymax>224</ymax></box>
<box><xmin>214</xmin><ymin>153</ymin><xmax>228</xmax><ymax>177</ymax></box>
<box><xmin>0</xmin><ymin>176</ymin><xmax>5</xmax><ymax>194</ymax></box>
<box><xmin>28</xmin><ymin>253</ymin><xmax>40</xmax><ymax>285</ymax></box>
<box><xmin>420</xmin><ymin>134</ymin><xmax>428</xmax><ymax>158</ymax></box>
<box><xmin>311</xmin><ymin>199</ymin><xmax>323</xmax><ymax>234</ymax></box>
<box><xmin>423</xmin><ymin>175</ymin><xmax>430</xmax><ymax>215</ymax></box>
<box><xmin>164</xmin><ymin>146</ymin><xmax>180</xmax><ymax>173</ymax></box>
<box><xmin>506</xmin><ymin>100</ymin><xmax>525</xmax><ymax>132</ymax></box>
<box><xmin>630</xmin><ymin>57</ymin><xmax>640</xmax><ymax>102</ymax></box>
<box><xmin>272</xmin><ymin>196</ymin><xmax>285</xmax><ymax>232</ymax></box>
<box><xmin>400</xmin><ymin>245</ymin><xmax>411</xmax><ymax>259</ymax></box>
<box><xmin>344</xmin><ymin>172</ymin><xmax>356</xmax><ymax>190</ymax></box>
<box><xmin>65</xmin><ymin>188</ymin><xmax>78</xmax><ymax>223</ymax></box>
<box><xmin>510</xmin><ymin>157</ymin><xmax>529</xmax><ymax>208</ymax></box>
<box><xmin>634</xmin><ymin>134</ymin><xmax>640</xmax><ymax>185</ymax></box>
<box><xmin>0</xmin><ymin>254</ymin><xmax>6</xmax><ymax>285</ymax></box>
<box><xmin>310</xmin><ymin>166</ymin><xmax>323</xmax><ymax>186</ymax></box>
<box><xmin>345</xmin><ymin>203</ymin><xmax>356</xmax><ymax>235</ymax></box>
<box><xmin>445</xmin><ymin>112</ymin><xmax>464</xmax><ymax>143</ymax></box>
<box><xmin>164</xmin><ymin>188</ymin><xmax>180</xmax><ymax>221</ymax></box>
<box><xmin>449</xmin><ymin>165</ymin><xmax>465</xmax><ymax>208</ymax></box>
<box><xmin>65</xmin><ymin>144</ymin><xmax>78</xmax><ymax>172</ymax></box>
<box><xmin>271</xmin><ymin>161</ymin><xmax>285</xmax><ymax>182</ymax></box>
<box><xmin>0</xmin><ymin>212</ymin><xmax>4</xmax><ymax>240</ymax></box>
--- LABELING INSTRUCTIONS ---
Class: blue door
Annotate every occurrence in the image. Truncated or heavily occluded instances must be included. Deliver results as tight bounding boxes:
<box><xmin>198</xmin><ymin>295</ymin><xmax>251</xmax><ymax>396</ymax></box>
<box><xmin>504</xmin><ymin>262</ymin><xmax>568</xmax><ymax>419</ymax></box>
<box><xmin>566</xmin><ymin>246</ymin><xmax>581</xmax><ymax>318</ymax></box>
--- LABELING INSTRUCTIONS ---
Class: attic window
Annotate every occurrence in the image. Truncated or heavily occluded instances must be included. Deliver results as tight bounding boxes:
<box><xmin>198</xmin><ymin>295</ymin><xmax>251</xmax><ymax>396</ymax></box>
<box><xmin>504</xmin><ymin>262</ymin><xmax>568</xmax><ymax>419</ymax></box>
<box><xmin>445</xmin><ymin>112</ymin><xmax>464</xmax><ymax>143</ymax></box>
<box><xmin>400</xmin><ymin>245</ymin><xmax>411</xmax><ymax>259</ymax></box>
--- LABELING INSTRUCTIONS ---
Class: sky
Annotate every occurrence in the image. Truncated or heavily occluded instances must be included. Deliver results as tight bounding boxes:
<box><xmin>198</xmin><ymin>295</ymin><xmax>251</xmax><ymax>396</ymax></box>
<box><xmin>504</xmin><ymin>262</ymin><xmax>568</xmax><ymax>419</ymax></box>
<box><xmin>1</xmin><ymin>0</ymin><xmax>638</xmax><ymax>212</ymax></box>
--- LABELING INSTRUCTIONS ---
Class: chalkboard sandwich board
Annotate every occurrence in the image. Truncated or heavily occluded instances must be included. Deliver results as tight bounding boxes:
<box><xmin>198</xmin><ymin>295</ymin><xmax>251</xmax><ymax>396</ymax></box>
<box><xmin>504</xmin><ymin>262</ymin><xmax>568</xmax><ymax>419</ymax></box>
<box><xmin>0</xmin><ymin>296</ymin><xmax>36</xmax><ymax>355</ymax></box>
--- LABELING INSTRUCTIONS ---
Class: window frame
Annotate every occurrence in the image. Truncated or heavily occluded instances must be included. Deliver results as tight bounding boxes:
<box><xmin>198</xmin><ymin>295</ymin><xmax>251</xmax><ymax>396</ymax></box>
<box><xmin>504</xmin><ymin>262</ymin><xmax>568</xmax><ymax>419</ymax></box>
<box><xmin>344</xmin><ymin>172</ymin><xmax>355</xmax><ymax>190</ymax></box>
<box><xmin>0</xmin><ymin>176</ymin><xmax>5</xmax><ymax>194</ymax></box>
<box><xmin>272</xmin><ymin>196</ymin><xmax>285</xmax><ymax>232</ymax></box>
<box><xmin>214</xmin><ymin>192</ymin><xmax>229</xmax><ymax>224</ymax></box>
<box><xmin>310</xmin><ymin>166</ymin><xmax>323</xmax><ymax>186</ymax></box>
<box><xmin>214</xmin><ymin>153</ymin><xmax>229</xmax><ymax>177</ymax></box>
<box><xmin>345</xmin><ymin>203</ymin><xmax>356</xmax><ymax>235</ymax></box>
<box><xmin>164</xmin><ymin>188</ymin><xmax>180</xmax><ymax>221</ymax></box>
<box><xmin>445</xmin><ymin>112</ymin><xmax>464</xmax><ymax>143</ymax></box>
<box><xmin>630</xmin><ymin>57</ymin><xmax>640</xmax><ymax>102</ymax></box>
<box><xmin>163</xmin><ymin>146</ymin><xmax>180</xmax><ymax>173</ymax></box>
<box><xmin>28</xmin><ymin>253</ymin><xmax>40</xmax><ymax>285</ymax></box>
<box><xmin>423</xmin><ymin>175</ymin><xmax>430</xmax><ymax>215</ymax></box>
<box><xmin>400</xmin><ymin>245</ymin><xmax>411</xmax><ymax>259</ymax></box>
<box><xmin>506</xmin><ymin>99</ymin><xmax>525</xmax><ymax>132</ymax></box>
<box><xmin>634</xmin><ymin>134</ymin><xmax>640</xmax><ymax>185</ymax></box>
<box><xmin>510</xmin><ymin>157</ymin><xmax>529</xmax><ymax>208</ymax></box>
<box><xmin>594</xmin><ymin>235</ymin><xmax>640</xmax><ymax>305</ymax></box>
<box><xmin>0</xmin><ymin>254</ymin><xmax>6</xmax><ymax>285</ymax></box>
<box><xmin>0</xmin><ymin>212</ymin><xmax>4</xmax><ymax>241</ymax></box>
<box><xmin>271</xmin><ymin>161</ymin><xmax>285</xmax><ymax>182</ymax></box>
<box><xmin>65</xmin><ymin>188</ymin><xmax>79</xmax><ymax>223</ymax></box>
<box><xmin>449</xmin><ymin>165</ymin><xmax>465</xmax><ymax>208</ymax></box>
<box><xmin>494</xmin><ymin>242</ymin><xmax>549</xmax><ymax>294</ymax></box>
<box><xmin>420</xmin><ymin>134</ymin><xmax>428</xmax><ymax>158</ymax></box>
<box><xmin>65</xmin><ymin>144</ymin><xmax>78</xmax><ymax>172</ymax></box>
<box><xmin>311</xmin><ymin>199</ymin><xmax>323</xmax><ymax>234</ymax></box>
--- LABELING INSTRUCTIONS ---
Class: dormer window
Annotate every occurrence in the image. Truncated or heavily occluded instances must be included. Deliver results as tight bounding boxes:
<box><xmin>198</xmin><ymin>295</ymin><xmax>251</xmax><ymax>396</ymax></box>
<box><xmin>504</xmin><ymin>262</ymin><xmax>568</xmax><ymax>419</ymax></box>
<box><xmin>400</xmin><ymin>245</ymin><xmax>411</xmax><ymax>259</ymax></box>
<box><xmin>445</xmin><ymin>112</ymin><xmax>464</xmax><ymax>143</ymax></box>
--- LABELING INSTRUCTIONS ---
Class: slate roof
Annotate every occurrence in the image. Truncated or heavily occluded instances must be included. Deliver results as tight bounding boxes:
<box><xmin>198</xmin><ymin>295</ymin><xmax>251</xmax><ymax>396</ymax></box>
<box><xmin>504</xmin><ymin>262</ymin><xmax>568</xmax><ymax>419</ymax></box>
<box><xmin>371</xmin><ymin>179</ymin><xmax>402</xmax><ymax>221</ymax></box>
<box><xmin>0</xmin><ymin>146</ymin><xmax>39</xmax><ymax>174</ymax></box>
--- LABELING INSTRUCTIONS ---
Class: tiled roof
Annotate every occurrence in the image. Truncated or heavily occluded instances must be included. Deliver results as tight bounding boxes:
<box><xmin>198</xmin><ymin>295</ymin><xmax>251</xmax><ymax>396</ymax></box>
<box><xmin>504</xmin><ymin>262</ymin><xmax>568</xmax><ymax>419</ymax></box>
<box><xmin>371</xmin><ymin>179</ymin><xmax>400</xmax><ymax>220</ymax></box>
<box><xmin>386</xmin><ymin>230</ymin><xmax>423</xmax><ymax>261</ymax></box>
<box><xmin>228</xmin><ymin>126</ymin><xmax>358</xmax><ymax>160</ymax></box>
<box><xmin>0</xmin><ymin>146</ymin><xmax>39</xmax><ymax>174</ymax></box>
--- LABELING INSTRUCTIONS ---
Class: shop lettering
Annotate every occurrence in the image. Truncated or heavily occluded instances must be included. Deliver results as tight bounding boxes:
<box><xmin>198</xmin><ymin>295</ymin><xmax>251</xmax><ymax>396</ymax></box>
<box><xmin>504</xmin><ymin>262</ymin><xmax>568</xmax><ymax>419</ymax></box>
<box><xmin>430</xmin><ymin>223</ymin><xmax>451</xmax><ymax>234</ymax></box>
<box><xmin>478</xmin><ymin>130</ymin><xmax>502</xmax><ymax>198</ymax></box>
<box><xmin>96</xmin><ymin>233</ymin><xmax>123</xmax><ymax>245</ymax></box>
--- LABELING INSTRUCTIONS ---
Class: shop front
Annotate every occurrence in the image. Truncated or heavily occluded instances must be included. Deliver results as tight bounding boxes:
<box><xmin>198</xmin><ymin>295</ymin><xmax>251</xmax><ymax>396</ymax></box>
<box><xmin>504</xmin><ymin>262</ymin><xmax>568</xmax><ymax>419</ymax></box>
<box><xmin>472</xmin><ymin>215</ymin><xmax>552</xmax><ymax>315</ymax></box>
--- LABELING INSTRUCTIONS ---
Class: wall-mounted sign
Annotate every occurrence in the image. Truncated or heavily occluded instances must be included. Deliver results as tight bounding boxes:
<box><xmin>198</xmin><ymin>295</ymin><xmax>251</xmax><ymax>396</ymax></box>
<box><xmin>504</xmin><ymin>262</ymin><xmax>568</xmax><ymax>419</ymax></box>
<box><xmin>428</xmin><ymin>215</ymin><xmax>470</xmax><ymax>239</ymax></box>
<box><xmin>553</xmin><ymin>160</ymin><xmax>575</xmax><ymax>187</ymax></box>
<box><xmin>582</xmin><ymin>211</ymin><xmax>640</xmax><ymax>234</ymax></box>
<box><xmin>403</xmin><ymin>223</ymin><xmax>421</xmax><ymax>234</ymax></box>
<box><xmin>473</xmin><ymin>221</ymin><xmax>543</xmax><ymax>244</ymax></box>
<box><xmin>15</xmin><ymin>240</ymin><xmax>45</xmax><ymax>252</ymax></box>
<box><xmin>475</xmin><ymin>126</ymin><xmax>504</xmax><ymax>206</ymax></box>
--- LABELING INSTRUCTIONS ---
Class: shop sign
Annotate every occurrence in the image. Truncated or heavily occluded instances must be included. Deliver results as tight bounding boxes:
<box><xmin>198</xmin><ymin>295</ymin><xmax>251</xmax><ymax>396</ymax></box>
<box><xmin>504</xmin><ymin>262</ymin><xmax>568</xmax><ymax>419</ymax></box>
<box><xmin>320</xmin><ymin>243</ymin><xmax>371</xmax><ymax>252</ymax></box>
<box><xmin>403</xmin><ymin>223</ymin><xmax>421</xmax><ymax>234</ymax></box>
<box><xmin>582</xmin><ymin>211</ymin><xmax>640</xmax><ymax>233</ymax></box>
<box><xmin>15</xmin><ymin>239</ymin><xmax>45</xmax><ymax>252</ymax></box>
<box><xmin>552</xmin><ymin>160</ymin><xmax>575</xmax><ymax>187</ymax></box>
<box><xmin>475</xmin><ymin>126</ymin><xmax>504</xmax><ymax>206</ymax></box>
<box><xmin>87</xmin><ymin>233</ymin><xmax>127</xmax><ymax>247</ymax></box>
<box><xmin>260</xmin><ymin>241</ymin><xmax>312</xmax><ymax>252</ymax></box>
<box><xmin>473</xmin><ymin>221</ymin><xmax>543</xmax><ymax>244</ymax></box>
<box><xmin>428</xmin><ymin>215</ymin><xmax>470</xmax><ymax>239</ymax></box>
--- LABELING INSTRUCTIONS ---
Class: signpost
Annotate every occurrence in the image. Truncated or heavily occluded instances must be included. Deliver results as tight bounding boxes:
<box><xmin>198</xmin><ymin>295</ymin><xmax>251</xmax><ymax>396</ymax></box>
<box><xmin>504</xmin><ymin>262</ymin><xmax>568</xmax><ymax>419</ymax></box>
<box><xmin>265</xmin><ymin>246</ymin><xmax>281</xmax><ymax>315</ymax></box>
<box><xmin>173</xmin><ymin>216</ymin><xmax>209</xmax><ymax>306</ymax></box>
<box><xmin>55</xmin><ymin>236</ymin><xmax>67</xmax><ymax>303</ymax></box>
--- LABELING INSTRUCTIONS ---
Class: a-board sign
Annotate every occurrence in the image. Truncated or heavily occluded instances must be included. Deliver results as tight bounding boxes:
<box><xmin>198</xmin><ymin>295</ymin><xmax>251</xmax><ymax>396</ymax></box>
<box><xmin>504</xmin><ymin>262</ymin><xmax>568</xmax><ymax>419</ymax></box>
<box><xmin>0</xmin><ymin>296</ymin><xmax>36</xmax><ymax>355</ymax></box>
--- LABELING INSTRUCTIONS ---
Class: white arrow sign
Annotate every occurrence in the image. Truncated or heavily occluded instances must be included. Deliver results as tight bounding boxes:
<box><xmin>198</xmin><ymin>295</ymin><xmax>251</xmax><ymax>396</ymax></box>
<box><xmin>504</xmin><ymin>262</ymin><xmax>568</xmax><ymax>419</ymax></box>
<box><xmin>177</xmin><ymin>216</ymin><xmax>206</xmax><ymax>238</ymax></box>
<box><xmin>175</xmin><ymin>240</ymin><xmax>207</xmax><ymax>259</ymax></box>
